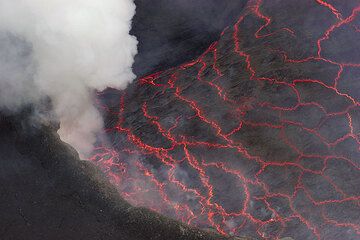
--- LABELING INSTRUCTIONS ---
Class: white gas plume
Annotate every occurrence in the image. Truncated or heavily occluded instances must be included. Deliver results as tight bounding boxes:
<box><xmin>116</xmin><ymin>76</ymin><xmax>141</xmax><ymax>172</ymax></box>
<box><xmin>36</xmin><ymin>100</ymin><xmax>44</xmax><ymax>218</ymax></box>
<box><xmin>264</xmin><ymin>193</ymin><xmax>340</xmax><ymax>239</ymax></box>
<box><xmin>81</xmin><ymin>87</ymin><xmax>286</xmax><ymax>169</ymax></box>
<box><xmin>0</xmin><ymin>0</ymin><xmax>138</xmax><ymax>156</ymax></box>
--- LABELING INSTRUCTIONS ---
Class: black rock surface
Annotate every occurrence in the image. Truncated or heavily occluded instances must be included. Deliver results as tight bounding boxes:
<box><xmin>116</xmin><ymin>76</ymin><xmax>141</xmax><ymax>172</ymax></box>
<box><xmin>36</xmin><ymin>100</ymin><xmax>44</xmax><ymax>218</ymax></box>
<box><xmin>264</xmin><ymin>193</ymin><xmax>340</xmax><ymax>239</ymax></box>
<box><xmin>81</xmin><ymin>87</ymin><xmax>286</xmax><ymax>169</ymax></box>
<box><xmin>0</xmin><ymin>112</ymin><xmax>241</xmax><ymax>240</ymax></box>
<box><xmin>131</xmin><ymin>0</ymin><xmax>247</xmax><ymax>76</ymax></box>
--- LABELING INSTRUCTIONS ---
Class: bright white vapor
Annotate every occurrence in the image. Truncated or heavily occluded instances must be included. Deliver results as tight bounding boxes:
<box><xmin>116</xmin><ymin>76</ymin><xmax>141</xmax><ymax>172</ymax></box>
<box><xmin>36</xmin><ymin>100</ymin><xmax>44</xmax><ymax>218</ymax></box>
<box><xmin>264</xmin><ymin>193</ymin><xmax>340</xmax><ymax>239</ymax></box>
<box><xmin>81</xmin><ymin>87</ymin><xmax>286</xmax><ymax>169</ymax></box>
<box><xmin>0</xmin><ymin>0</ymin><xmax>138</xmax><ymax>156</ymax></box>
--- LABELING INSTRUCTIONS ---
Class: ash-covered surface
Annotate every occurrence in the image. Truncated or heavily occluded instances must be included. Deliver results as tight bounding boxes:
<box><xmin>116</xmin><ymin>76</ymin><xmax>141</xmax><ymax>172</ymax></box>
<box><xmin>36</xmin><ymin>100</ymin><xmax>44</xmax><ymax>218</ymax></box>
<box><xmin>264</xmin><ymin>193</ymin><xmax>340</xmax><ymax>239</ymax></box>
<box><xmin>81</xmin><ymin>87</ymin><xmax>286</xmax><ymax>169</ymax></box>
<box><xmin>0</xmin><ymin>112</ymin><xmax>244</xmax><ymax>240</ymax></box>
<box><xmin>94</xmin><ymin>1</ymin><xmax>360</xmax><ymax>239</ymax></box>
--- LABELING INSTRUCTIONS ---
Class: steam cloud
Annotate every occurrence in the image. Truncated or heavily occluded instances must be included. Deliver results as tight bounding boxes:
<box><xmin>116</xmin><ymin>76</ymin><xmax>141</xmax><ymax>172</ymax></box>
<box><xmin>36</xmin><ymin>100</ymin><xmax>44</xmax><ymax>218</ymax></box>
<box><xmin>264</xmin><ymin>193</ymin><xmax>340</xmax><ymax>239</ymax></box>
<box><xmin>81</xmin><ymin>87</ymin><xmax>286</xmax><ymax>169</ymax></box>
<box><xmin>0</xmin><ymin>0</ymin><xmax>138</xmax><ymax>156</ymax></box>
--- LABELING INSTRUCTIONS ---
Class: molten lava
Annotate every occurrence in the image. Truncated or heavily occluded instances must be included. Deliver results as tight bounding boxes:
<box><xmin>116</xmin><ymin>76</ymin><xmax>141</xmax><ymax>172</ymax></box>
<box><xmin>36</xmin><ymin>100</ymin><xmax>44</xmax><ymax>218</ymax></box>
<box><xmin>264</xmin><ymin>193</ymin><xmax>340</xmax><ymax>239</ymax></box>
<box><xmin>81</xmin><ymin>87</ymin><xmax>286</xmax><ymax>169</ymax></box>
<box><xmin>90</xmin><ymin>0</ymin><xmax>360</xmax><ymax>239</ymax></box>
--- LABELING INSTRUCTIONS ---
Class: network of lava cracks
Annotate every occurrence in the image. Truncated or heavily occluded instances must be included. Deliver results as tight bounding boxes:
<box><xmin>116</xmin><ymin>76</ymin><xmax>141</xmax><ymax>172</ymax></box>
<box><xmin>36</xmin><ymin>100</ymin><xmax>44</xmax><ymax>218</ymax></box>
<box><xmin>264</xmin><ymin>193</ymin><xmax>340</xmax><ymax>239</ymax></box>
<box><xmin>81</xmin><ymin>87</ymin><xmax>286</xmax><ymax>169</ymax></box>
<box><xmin>90</xmin><ymin>1</ymin><xmax>360</xmax><ymax>239</ymax></box>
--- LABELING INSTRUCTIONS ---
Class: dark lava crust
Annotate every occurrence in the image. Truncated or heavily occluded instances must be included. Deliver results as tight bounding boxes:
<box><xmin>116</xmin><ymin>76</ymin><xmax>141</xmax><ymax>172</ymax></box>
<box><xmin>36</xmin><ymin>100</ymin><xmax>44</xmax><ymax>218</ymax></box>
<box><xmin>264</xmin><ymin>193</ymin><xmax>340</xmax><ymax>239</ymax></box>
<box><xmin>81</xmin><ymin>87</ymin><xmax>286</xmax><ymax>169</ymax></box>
<box><xmin>95</xmin><ymin>1</ymin><xmax>360</xmax><ymax>239</ymax></box>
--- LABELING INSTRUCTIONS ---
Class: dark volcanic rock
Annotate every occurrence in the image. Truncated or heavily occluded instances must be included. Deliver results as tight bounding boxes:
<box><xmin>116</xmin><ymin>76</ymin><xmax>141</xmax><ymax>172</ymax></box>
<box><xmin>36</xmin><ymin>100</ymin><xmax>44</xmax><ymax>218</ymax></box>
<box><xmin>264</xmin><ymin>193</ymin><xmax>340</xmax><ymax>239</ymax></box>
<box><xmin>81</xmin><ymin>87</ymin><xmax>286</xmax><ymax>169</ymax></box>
<box><xmin>131</xmin><ymin>0</ymin><xmax>247</xmax><ymax>76</ymax></box>
<box><xmin>0</xmin><ymin>112</ymin><xmax>240</xmax><ymax>240</ymax></box>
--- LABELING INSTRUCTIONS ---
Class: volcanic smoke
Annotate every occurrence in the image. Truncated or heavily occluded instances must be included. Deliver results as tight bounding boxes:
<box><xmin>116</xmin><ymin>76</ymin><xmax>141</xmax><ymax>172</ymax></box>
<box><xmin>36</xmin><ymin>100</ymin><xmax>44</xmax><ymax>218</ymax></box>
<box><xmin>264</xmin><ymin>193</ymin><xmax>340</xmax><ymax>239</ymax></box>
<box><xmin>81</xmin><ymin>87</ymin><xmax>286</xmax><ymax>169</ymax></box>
<box><xmin>0</xmin><ymin>0</ymin><xmax>138</xmax><ymax>156</ymax></box>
